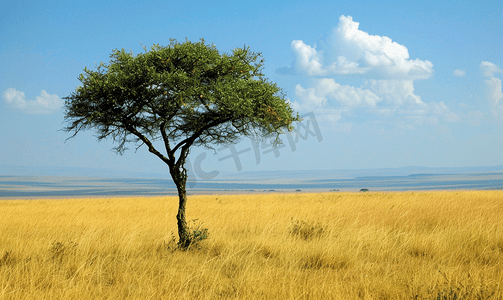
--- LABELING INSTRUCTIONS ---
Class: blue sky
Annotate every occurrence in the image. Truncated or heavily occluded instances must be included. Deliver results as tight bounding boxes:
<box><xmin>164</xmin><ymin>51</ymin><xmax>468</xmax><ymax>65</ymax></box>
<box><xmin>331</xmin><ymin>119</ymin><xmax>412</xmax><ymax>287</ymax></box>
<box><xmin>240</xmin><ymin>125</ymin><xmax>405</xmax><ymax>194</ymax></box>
<box><xmin>1</xmin><ymin>0</ymin><xmax>503</xmax><ymax>178</ymax></box>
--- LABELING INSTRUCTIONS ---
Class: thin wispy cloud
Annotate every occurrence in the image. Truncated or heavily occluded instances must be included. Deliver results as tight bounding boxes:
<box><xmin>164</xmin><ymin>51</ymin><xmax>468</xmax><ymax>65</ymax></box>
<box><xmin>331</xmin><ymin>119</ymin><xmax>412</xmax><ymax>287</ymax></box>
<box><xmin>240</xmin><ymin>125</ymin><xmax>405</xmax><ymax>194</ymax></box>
<box><xmin>2</xmin><ymin>88</ymin><xmax>63</xmax><ymax>114</ymax></box>
<box><xmin>453</xmin><ymin>69</ymin><xmax>466</xmax><ymax>77</ymax></box>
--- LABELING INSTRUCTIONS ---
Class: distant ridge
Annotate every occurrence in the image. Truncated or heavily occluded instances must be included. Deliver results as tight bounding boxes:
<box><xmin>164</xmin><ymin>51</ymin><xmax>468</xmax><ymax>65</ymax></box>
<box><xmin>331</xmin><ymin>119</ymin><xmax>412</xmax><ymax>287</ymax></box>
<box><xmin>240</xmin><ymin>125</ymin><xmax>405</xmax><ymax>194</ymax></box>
<box><xmin>1</xmin><ymin>164</ymin><xmax>502</xmax><ymax>181</ymax></box>
<box><xmin>215</xmin><ymin>165</ymin><xmax>503</xmax><ymax>181</ymax></box>
<box><xmin>2</xmin><ymin>166</ymin><xmax>503</xmax><ymax>198</ymax></box>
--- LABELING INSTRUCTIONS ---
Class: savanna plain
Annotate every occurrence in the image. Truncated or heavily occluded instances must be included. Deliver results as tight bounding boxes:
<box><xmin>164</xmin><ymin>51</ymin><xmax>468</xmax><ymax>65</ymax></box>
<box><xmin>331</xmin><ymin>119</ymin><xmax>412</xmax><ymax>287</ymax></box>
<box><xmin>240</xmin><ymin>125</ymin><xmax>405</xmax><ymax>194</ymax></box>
<box><xmin>1</xmin><ymin>191</ymin><xmax>502</xmax><ymax>299</ymax></box>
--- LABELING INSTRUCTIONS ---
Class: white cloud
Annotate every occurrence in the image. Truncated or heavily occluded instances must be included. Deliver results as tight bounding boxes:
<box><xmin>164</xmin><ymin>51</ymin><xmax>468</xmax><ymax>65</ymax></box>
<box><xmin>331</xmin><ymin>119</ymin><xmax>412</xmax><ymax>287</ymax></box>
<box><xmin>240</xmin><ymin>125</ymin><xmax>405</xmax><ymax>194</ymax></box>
<box><xmin>2</xmin><ymin>88</ymin><xmax>62</xmax><ymax>114</ymax></box>
<box><xmin>480</xmin><ymin>61</ymin><xmax>503</xmax><ymax>77</ymax></box>
<box><xmin>365</xmin><ymin>80</ymin><xmax>459</xmax><ymax>123</ymax></box>
<box><xmin>279</xmin><ymin>15</ymin><xmax>433</xmax><ymax>80</ymax></box>
<box><xmin>280</xmin><ymin>16</ymin><xmax>462</xmax><ymax>129</ymax></box>
<box><xmin>295</xmin><ymin>78</ymin><xmax>381</xmax><ymax>108</ymax></box>
<box><xmin>485</xmin><ymin>77</ymin><xmax>503</xmax><ymax>118</ymax></box>
<box><xmin>453</xmin><ymin>69</ymin><xmax>465</xmax><ymax>77</ymax></box>
<box><xmin>293</xmin><ymin>79</ymin><xmax>459</xmax><ymax>126</ymax></box>
<box><xmin>365</xmin><ymin>79</ymin><xmax>424</xmax><ymax>107</ymax></box>
<box><xmin>289</xmin><ymin>40</ymin><xmax>326</xmax><ymax>76</ymax></box>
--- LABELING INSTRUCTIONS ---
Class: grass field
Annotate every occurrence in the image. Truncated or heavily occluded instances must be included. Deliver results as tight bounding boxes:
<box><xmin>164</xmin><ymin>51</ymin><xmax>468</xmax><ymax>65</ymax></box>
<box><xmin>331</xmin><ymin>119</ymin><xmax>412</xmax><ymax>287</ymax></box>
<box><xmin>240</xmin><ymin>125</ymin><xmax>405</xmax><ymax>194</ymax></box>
<box><xmin>1</xmin><ymin>191</ymin><xmax>502</xmax><ymax>299</ymax></box>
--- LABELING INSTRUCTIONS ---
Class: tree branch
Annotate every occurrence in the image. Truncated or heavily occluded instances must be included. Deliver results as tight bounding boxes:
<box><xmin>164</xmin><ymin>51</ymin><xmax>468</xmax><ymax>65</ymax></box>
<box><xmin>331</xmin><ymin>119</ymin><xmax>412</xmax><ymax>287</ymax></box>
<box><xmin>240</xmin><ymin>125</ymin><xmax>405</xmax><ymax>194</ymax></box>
<box><xmin>160</xmin><ymin>121</ymin><xmax>174</xmax><ymax>164</ymax></box>
<box><xmin>126</xmin><ymin>125</ymin><xmax>172</xmax><ymax>166</ymax></box>
<box><xmin>171</xmin><ymin>116</ymin><xmax>233</xmax><ymax>156</ymax></box>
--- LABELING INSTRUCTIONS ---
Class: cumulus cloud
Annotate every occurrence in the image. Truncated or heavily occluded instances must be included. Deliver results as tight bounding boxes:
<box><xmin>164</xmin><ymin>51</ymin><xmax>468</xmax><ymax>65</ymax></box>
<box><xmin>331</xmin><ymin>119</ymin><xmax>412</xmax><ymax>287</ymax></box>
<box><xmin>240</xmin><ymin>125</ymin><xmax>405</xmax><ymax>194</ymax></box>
<box><xmin>279</xmin><ymin>15</ymin><xmax>433</xmax><ymax>80</ymax></box>
<box><xmin>293</xmin><ymin>79</ymin><xmax>459</xmax><ymax>125</ymax></box>
<box><xmin>453</xmin><ymin>69</ymin><xmax>466</xmax><ymax>77</ymax></box>
<box><xmin>2</xmin><ymin>88</ymin><xmax>63</xmax><ymax>114</ymax></box>
<box><xmin>480</xmin><ymin>61</ymin><xmax>503</xmax><ymax>77</ymax></box>
<box><xmin>365</xmin><ymin>80</ymin><xmax>459</xmax><ymax>123</ymax></box>
<box><xmin>294</xmin><ymin>78</ymin><xmax>381</xmax><ymax>108</ymax></box>
<box><xmin>280</xmin><ymin>15</ymin><xmax>461</xmax><ymax>129</ymax></box>
<box><xmin>365</xmin><ymin>80</ymin><xmax>424</xmax><ymax>107</ymax></box>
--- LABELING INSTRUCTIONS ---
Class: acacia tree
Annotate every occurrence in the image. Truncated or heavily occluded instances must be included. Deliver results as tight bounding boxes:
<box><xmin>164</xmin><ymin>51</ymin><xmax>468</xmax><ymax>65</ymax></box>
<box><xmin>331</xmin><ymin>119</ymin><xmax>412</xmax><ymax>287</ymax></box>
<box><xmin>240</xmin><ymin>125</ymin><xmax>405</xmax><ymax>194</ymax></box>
<box><xmin>63</xmin><ymin>39</ymin><xmax>299</xmax><ymax>248</ymax></box>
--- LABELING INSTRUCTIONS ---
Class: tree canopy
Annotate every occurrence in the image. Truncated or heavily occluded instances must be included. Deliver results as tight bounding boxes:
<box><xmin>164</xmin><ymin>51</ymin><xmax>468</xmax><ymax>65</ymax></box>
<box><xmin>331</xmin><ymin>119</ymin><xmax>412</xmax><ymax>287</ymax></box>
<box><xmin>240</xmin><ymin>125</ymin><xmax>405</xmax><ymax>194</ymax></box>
<box><xmin>65</xmin><ymin>40</ymin><xmax>297</xmax><ymax>158</ymax></box>
<box><xmin>63</xmin><ymin>39</ymin><xmax>299</xmax><ymax>248</ymax></box>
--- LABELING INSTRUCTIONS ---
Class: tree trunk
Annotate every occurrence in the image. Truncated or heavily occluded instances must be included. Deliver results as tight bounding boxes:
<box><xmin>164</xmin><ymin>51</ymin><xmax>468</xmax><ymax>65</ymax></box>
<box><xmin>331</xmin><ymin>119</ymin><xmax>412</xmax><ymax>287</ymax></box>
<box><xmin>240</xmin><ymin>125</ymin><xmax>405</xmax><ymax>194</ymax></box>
<box><xmin>175</xmin><ymin>179</ymin><xmax>190</xmax><ymax>249</ymax></box>
<box><xmin>170</xmin><ymin>164</ymin><xmax>190</xmax><ymax>249</ymax></box>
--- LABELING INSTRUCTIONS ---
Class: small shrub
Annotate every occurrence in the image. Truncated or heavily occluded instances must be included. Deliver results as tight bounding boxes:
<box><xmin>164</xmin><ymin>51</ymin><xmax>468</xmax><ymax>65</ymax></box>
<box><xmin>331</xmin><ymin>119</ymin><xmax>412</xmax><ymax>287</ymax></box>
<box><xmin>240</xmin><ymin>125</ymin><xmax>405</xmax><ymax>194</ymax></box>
<box><xmin>187</xmin><ymin>219</ymin><xmax>209</xmax><ymax>248</ymax></box>
<box><xmin>0</xmin><ymin>251</ymin><xmax>13</xmax><ymax>267</ymax></box>
<box><xmin>48</xmin><ymin>241</ymin><xmax>78</xmax><ymax>262</ymax></box>
<box><xmin>164</xmin><ymin>219</ymin><xmax>210</xmax><ymax>251</ymax></box>
<box><xmin>289</xmin><ymin>219</ymin><xmax>325</xmax><ymax>240</ymax></box>
<box><xmin>407</xmin><ymin>245</ymin><xmax>433</xmax><ymax>259</ymax></box>
<box><xmin>161</xmin><ymin>233</ymin><xmax>179</xmax><ymax>253</ymax></box>
<box><xmin>300</xmin><ymin>252</ymin><xmax>350</xmax><ymax>270</ymax></box>
<box><xmin>256</xmin><ymin>246</ymin><xmax>276</xmax><ymax>259</ymax></box>
<box><xmin>300</xmin><ymin>253</ymin><xmax>325</xmax><ymax>270</ymax></box>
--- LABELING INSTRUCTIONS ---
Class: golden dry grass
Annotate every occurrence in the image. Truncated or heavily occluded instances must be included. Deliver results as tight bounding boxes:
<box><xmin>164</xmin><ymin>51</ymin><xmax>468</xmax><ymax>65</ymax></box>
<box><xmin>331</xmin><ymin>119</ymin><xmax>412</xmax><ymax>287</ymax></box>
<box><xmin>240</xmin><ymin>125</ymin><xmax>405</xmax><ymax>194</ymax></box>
<box><xmin>1</xmin><ymin>191</ymin><xmax>502</xmax><ymax>299</ymax></box>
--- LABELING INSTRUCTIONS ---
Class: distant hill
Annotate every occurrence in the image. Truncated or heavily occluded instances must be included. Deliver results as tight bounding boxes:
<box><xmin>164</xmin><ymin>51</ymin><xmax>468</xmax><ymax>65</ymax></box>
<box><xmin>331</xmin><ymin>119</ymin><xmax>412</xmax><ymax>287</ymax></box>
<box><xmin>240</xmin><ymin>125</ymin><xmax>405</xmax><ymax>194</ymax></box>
<box><xmin>214</xmin><ymin>165</ymin><xmax>503</xmax><ymax>181</ymax></box>
<box><xmin>1</xmin><ymin>164</ymin><xmax>502</xmax><ymax>181</ymax></box>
